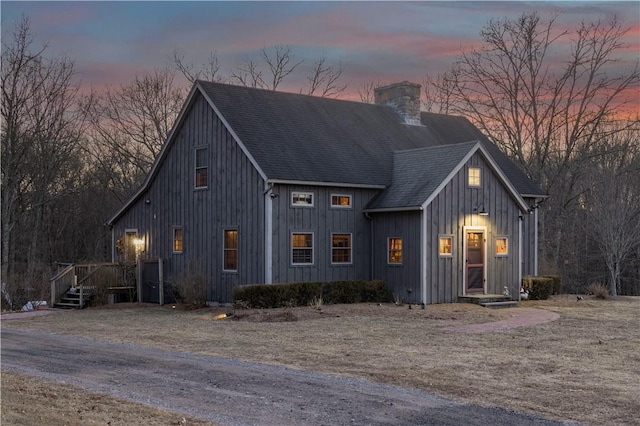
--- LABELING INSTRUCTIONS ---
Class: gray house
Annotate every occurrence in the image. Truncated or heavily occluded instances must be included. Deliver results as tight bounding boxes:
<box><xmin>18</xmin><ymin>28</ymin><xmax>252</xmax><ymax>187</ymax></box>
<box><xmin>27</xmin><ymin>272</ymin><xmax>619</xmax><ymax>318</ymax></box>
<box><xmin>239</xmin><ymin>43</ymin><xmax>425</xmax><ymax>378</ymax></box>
<box><xmin>107</xmin><ymin>81</ymin><xmax>545</xmax><ymax>305</ymax></box>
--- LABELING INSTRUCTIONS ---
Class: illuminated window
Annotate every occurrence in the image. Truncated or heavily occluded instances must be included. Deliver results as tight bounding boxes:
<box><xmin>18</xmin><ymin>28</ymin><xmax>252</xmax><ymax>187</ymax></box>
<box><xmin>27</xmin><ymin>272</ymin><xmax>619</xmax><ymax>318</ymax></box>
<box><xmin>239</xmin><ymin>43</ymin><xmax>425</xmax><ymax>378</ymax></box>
<box><xmin>468</xmin><ymin>167</ymin><xmax>481</xmax><ymax>187</ymax></box>
<box><xmin>331</xmin><ymin>233</ymin><xmax>352</xmax><ymax>264</ymax></box>
<box><xmin>331</xmin><ymin>194</ymin><xmax>352</xmax><ymax>208</ymax></box>
<box><xmin>223</xmin><ymin>229</ymin><xmax>238</xmax><ymax>271</ymax></box>
<box><xmin>173</xmin><ymin>227</ymin><xmax>183</xmax><ymax>253</ymax></box>
<box><xmin>439</xmin><ymin>236</ymin><xmax>453</xmax><ymax>257</ymax></box>
<box><xmin>291</xmin><ymin>191</ymin><xmax>314</xmax><ymax>207</ymax></box>
<box><xmin>388</xmin><ymin>237</ymin><xmax>403</xmax><ymax>264</ymax></box>
<box><xmin>292</xmin><ymin>233</ymin><xmax>313</xmax><ymax>264</ymax></box>
<box><xmin>195</xmin><ymin>147</ymin><xmax>208</xmax><ymax>189</ymax></box>
<box><xmin>496</xmin><ymin>237</ymin><xmax>508</xmax><ymax>256</ymax></box>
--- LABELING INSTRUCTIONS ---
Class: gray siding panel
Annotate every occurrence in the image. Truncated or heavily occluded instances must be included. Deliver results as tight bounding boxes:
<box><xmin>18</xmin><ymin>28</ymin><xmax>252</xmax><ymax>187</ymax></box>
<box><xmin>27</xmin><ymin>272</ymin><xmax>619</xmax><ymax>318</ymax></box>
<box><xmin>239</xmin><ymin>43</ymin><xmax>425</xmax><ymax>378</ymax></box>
<box><xmin>112</xmin><ymin>93</ymin><xmax>266</xmax><ymax>303</ymax></box>
<box><xmin>271</xmin><ymin>185</ymin><xmax>377</xmax><ymax>284</ymax></box>
<box><xmin>372</xmin><ymin>211</ymin><xmax>423</xmax><ymax>304</ymax></box>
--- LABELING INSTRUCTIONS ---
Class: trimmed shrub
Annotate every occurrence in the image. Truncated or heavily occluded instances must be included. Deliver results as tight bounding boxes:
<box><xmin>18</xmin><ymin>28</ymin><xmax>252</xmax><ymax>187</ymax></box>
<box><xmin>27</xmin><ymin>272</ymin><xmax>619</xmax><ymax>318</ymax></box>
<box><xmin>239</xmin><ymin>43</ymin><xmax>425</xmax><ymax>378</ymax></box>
<box><xmin>233</xmin><ymin>280</ymin><xmax>390</xmax><ymax>309</ymax></box>
<box><xmin>539</xmin><ymin>274</ymin><xmax>562</xmax><ymax>295</ymax></box>
<box><xmin>522</xmin><ymin>275</ymin><xmax>554</xmax><ymax>300</ymax></box>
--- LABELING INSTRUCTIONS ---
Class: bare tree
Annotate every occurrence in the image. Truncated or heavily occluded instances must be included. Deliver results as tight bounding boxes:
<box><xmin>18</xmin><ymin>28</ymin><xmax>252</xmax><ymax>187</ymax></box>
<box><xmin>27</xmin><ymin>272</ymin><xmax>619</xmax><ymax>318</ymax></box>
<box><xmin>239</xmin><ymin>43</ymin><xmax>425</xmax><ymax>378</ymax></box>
<box><xmin>232</xmin><ymin>45</ymin><xmax>303</xmax><ymax>91</ymax></box>
<box><xmin>305</xmin><ymin>56</ymin><xmax>347</xmax><ymax>97</ymax></box>
<box><xmin>423</xmin><ymin>13</ymin><xmax>640</xmax><ymax>271</ymax></box>
<box><xmin>172</xmin><ymin>48</ymin><xmax>225</xmax><ymax>84</ymax></box>
<box><xmin>580</xmin><ymin>124</ymin><xmax>640</xmax><ymax>296</ymax></box>
<box><xmin>84</xmin><ymin>68</ymin><xmax>185</xmax><ymax>198</ymax></box>
<box><xmin>358</xmin><ymin>79</ymin><xmax>382</xmax><ymax>104</ymax></box>
<box><xmin>1</xmin><ymin>17</ymin><xmax>85</xmax><ymax>288</ymax></box>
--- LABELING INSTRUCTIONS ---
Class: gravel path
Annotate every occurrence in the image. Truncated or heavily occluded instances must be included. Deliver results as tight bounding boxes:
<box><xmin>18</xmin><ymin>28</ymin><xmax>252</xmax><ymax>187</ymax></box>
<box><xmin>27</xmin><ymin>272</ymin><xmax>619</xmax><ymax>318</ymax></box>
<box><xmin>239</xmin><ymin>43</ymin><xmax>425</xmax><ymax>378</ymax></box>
<box><xmin>444</xmin><ymin>308</ymin><xmax>560</xmax><ymax>333</ymax></box>
<box><xmin>2</xmin><ymin>327</ymin><xmax>573</xmax><ymax>425</ymax></box>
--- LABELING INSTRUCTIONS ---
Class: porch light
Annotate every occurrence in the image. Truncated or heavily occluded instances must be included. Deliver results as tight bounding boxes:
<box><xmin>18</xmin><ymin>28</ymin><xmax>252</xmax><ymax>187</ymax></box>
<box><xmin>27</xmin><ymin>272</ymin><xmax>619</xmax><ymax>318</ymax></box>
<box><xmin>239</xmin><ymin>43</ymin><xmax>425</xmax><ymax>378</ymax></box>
<box><xmin>474</xmin><ymin>204</ymin><xmax>489</xmax><ymax>216</ymax></box>
<box><xmin>133</xmin><ymin>238</ymin><xmax>145</xmax><ymax>248</ymax></box>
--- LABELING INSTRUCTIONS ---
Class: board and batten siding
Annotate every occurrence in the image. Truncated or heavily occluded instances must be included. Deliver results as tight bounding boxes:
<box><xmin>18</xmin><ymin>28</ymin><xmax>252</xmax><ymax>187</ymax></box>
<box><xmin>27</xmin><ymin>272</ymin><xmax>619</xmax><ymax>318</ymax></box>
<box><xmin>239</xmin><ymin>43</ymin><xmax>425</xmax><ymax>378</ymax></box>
<box><xmin>424</xmin><ymin>151</ymin><xmax>523</xmax><ymax>303</ymax></box>
<box><xmin>371</xmin><ymin>151</ymin><xmax>526</xmax><ymax>305</ymax></box>
<box><xmin>270</xmin><ymin>185</ymin><xmax>378</xmax><ymax>284</ymax></box>
<box><xmin>371</xmin><ymin>211</ymin><xmax>423</xmax><ymax>304</ymax></box>
<box><xmin>112</xmin><ymin>93</ymin><xmax>266</xmax><ymax>303</ymax></box>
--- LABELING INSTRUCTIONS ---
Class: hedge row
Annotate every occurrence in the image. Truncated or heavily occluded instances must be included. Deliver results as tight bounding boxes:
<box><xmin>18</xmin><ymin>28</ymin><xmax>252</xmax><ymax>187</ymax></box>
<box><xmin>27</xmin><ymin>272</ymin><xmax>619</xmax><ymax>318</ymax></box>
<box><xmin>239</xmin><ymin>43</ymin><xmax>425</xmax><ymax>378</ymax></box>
<box><xmin>522</xmin><ymin>275</ymin><xmax>561</xmax><ymax>300</ymax></box>
<box><xmin>232</xmin><ymin>280</ymin><xmax>391</xmax><ymax>309</ymax></box>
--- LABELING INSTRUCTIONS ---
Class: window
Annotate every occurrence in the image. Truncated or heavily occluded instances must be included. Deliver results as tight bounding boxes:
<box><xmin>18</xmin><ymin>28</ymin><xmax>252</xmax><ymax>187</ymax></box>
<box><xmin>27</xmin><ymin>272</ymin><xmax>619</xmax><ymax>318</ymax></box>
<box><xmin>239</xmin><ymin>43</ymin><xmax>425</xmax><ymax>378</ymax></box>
<box><xmin>331</xmin><ymin>194</ymin><xmax>352</xmax><ymax>208</ymax></box>
<box><xmin>173</xmin><ymin>227</ymin><xmax>184</xmax><ymax>253</ymax></box>
<box><xmin>291</xmin><ymin>191</ymin><xmax>314</xmax><ymax>206</ymax></box>
<box><xmin>439</xmin><ymin>235</ymin><xmax>453</xmax><ymax>257</ymax></box>
<box><xmin>223</xmin><ymin>229</ymin><xmax>238</xmax><ymax>271</ymax></box>
<box><xmin>292</xmin><ymin>233</ymin><xmax>313</xmax><ymax>264</ymax></box>
<box><xmin>468</xmin><ymin>167</ymin><xmax>481</xmax><ymax>187</ymax></box>
<box><xmin>388</xmin><ymin>237</ymin><xmax>403</xmax><ymax>264</ymax></box>
<box><xmin>331</xmin><ymin>233</ymin><xmax>352</xmax><ymax>264</ymax></box>
<box><xmin>195</xmin><ymin>147</ymin><xmax>208</xmax><ymax>189</ymax></box>
<box><xmin>496</xmin><ymin>237</ymin><xmax>508</xmax><ymax>256</ymax></box>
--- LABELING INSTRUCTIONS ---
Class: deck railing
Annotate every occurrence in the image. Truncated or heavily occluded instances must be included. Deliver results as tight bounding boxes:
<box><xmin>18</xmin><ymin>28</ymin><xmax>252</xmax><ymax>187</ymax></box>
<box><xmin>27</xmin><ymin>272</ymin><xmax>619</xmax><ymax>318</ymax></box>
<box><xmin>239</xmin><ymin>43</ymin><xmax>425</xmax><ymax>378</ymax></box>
<box><xmin>50</xmin><ymin>263</ymin><xmax>129</xmax><ymax>306</ymax></box>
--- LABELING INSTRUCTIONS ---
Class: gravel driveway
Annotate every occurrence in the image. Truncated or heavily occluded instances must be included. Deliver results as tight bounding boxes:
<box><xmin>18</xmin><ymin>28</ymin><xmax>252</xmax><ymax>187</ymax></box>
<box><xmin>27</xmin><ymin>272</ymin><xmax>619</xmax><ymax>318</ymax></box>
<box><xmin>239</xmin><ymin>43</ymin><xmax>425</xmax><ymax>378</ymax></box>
<box><xmin>2</xmin><ymin>327</ymin><xmax>573</xmax><ymax>425</ymax></box>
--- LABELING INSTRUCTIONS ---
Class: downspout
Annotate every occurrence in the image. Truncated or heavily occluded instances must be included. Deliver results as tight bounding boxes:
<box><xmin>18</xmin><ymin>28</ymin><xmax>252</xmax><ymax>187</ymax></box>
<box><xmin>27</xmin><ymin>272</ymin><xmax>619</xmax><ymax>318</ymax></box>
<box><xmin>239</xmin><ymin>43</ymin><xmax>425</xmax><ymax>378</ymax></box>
<box><xmin>264</xmin><ymin>183</ymin><xmax>274</xmax><ymax>284</ymax></box>
<box><xmin>534</xmin><ymin>205</ymin><xmax>539</xmax><ymax>276</ymax></box>
<box><xmin>421</xmin><ymin>208</ymin><xmax>427</xmax><ymax>307</ymax></box>
<box><xmin>518</xmin><ymin>213</ymin><xmax>523</xmax><ymax>301</ymax></box>
<box><xmin>364</xmin><ymin>212</ymin><xmax>374</xmax><ymax>280</ymax></box>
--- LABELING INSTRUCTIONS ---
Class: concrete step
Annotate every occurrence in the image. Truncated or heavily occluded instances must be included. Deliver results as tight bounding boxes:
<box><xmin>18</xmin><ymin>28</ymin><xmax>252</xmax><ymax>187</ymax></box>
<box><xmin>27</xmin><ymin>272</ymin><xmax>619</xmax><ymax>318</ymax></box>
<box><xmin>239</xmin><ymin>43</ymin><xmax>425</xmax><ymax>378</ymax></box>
<box><xmin>479</xmin><ymin>301</ymin><xmax>520</xmax><ymax>309</ymax></box>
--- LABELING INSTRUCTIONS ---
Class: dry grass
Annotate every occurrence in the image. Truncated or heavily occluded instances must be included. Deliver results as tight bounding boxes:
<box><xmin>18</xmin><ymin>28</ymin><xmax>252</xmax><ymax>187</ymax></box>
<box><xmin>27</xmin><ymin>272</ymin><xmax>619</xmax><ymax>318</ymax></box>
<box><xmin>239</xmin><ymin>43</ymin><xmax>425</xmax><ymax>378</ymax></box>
<box><xmin>3</xmin><ymin>296</ymin><xmax>639</xmax><ymax>426</ymax></box>
<box><xmin>0</xmin><ymin>371</ymin><xmax>219</xmax><ymax>426</ymax></box>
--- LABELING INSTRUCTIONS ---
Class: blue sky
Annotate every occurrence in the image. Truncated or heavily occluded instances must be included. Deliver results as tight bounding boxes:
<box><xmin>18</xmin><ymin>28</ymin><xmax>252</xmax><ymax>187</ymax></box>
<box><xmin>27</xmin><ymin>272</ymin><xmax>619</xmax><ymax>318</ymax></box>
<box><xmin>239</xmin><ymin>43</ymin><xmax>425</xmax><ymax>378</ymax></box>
<box><xmin>2</xmin><ymin>1</ymin><xmax>638</xmax><ymax>101</ymax></box>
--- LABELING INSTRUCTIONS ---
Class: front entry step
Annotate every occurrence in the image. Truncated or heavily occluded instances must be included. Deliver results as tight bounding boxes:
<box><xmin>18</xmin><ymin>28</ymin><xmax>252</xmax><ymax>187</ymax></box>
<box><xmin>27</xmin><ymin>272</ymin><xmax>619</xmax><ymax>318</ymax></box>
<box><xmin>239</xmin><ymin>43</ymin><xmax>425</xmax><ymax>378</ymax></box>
<box><xmin>479</xmin><ymin>301</ymin><xmax>520</xmax><ymax>309</ymax></box>
<box><xmin>458</xmin><ymin>294</ymin><xmax>518</xmax><ymax>308</ymax></box>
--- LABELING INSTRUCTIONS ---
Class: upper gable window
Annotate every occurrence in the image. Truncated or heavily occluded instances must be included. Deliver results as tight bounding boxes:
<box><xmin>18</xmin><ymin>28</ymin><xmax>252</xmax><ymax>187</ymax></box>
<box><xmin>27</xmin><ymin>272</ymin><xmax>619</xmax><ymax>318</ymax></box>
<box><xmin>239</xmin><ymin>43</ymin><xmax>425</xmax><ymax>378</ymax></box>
<box><xmin>291</xmin><ymin>191</ymin><xmax>314</xmax><ymax>207</ymax></box>
<box><xmin>331</xmin><ymin>194</ymin><xmax>352</xmax><ymax>208</ymax></box>
<box><xmin>195</xmin><ymin>147</ymin><xmax>208</xmax><ymax>189</ymax></box>
<box><xmin>468</xmin><ymin>167</ymin><xmax>481</xmax><ymax>187</ymax></box>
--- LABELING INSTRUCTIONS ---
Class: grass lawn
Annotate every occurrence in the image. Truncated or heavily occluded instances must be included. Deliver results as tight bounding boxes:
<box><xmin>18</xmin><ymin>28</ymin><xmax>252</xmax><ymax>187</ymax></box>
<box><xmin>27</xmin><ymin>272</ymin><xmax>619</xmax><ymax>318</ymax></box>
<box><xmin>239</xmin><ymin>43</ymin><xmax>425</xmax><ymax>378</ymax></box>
<box><xmin>2</xmin><ymin>295</ymin><xmax>639</xmax><ymax>425</ymax></box>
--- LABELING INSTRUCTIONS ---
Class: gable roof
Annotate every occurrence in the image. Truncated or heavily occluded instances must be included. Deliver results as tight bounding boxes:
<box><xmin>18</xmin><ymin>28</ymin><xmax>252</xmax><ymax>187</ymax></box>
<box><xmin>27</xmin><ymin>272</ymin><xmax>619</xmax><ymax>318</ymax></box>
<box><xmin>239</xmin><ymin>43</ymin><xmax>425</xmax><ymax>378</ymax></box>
<box><xmin>365</xmin><ymin>141</ymin><xmax>529</xmax><ymax>212</ymax></box>
<box><xmin>198</xmin><ymin>81</ymin><xmax>545</xmax><ymax>196</ymax></box>
<box><xmin>108</xmin><ymin>81</ymin><xmax>545</xmax><ymax>225</ymax></box>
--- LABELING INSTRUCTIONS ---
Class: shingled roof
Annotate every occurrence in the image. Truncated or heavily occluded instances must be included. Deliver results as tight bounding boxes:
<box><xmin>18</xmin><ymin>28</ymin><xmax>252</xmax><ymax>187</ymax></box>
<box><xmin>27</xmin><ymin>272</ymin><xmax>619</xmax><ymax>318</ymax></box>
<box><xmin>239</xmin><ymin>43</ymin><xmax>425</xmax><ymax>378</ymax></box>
<box><xmin>198</xmin><ymin>81</ymin><xmax>545</xmax><ymax>196</ymax></box>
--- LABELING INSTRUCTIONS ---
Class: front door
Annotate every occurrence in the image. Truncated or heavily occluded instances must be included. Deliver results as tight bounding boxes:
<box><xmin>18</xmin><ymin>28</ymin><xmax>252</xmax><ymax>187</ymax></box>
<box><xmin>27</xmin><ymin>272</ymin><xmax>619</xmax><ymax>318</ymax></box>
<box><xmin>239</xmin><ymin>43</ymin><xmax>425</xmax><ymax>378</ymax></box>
<box><xmin>465</xmin><ymin>230</ymin><xmax>485</xmax><ymax>293</ymax></box>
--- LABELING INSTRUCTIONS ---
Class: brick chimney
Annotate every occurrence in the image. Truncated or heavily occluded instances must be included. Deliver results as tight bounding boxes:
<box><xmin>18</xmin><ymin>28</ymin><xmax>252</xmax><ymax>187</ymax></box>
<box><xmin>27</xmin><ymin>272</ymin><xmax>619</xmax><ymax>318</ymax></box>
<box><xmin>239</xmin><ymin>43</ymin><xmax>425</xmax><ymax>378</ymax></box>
<box><xmin>374</xmin><ymin>81</ymin><xmax>422</xmax><ymax>125</ymax></box>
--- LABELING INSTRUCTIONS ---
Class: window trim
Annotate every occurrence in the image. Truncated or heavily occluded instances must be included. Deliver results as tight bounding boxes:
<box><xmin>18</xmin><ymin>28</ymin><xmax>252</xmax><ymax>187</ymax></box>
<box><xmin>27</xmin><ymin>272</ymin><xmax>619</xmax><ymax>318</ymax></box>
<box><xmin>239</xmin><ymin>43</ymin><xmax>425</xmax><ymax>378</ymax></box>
<box><xmin>495</xmin><ymin>236</ymin><xmax>509</xmax><ymax>256</ymax></box>
<box><xmin>387</xmin><ymin>237</ymin><xmax>403</xmax><ymax>265</ymax></box>
<box><xmin>172</xmin><ymin>226</ymin><xmax>184</xmax><ymax>254</ymax></box>
<box><xmin>291</xmin><ymin>191</ymin><xmax>314</xmax><ymax>207</ymax></box>
<box><xmin>223</xmin><ymin>228</ymin><xmax>238</xmax><ymax>272</ymax></box>
<box><xmin>330</xmin><ymin>193</ymin><xmax>352</xmax><ymax>209</ymax></box>
<box><xmin>468</xmin><ymin>167</ymin><xmax>481</xmax><ymax>188</ymax></box>
<box><xmin>331</xmin><ymin>233</ymin><xmax>352</xmax><ymax>265</ymax></box>
<box><xmin>194</xmin><ymin>146</ymin><xmax>208</xmax><ymax>189</ymax></box>
<box><xmin>291</xmin><ymin>232</ymin><xmax>314</xmax><ymax>266</ymax></box>
<box><xmin>438</xmin><ymin>235</ymin><xmax>454</xmax><ymax>257</ymax></box>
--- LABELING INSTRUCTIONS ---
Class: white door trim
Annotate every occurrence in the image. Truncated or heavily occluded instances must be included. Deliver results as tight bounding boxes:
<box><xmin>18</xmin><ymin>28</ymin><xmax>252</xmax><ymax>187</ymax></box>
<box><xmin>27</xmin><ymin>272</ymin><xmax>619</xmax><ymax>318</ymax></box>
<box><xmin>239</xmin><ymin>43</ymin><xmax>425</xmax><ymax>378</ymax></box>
<box><xmin>462</xmin><ymin>226</ymin><xmax>487</xmax><ymax>295</ymax></box>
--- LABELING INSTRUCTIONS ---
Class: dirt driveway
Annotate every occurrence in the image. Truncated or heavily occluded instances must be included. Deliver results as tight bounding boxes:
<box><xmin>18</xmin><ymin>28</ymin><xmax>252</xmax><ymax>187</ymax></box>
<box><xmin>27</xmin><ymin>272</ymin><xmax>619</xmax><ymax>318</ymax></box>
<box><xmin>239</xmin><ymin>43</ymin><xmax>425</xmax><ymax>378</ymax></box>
<box><xmin>2</xmin><ymin>327</ymin><xmax>572</xmax><ymax>426</ymax></box>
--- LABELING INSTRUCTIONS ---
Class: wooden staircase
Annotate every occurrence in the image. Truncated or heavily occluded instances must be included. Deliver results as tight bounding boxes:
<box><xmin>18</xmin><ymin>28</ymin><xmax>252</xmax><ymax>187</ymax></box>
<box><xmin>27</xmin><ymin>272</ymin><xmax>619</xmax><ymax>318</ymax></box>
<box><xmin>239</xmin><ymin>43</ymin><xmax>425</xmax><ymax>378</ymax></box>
<box><xmin>53</xmin><ymin>287</ymin><xmax>93</xmax><ymax>309</ymax></box>
<box><xmin>458</xmin><ymin>294</ymin><xmax>519</xmax><ymax>309</ymax></box>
